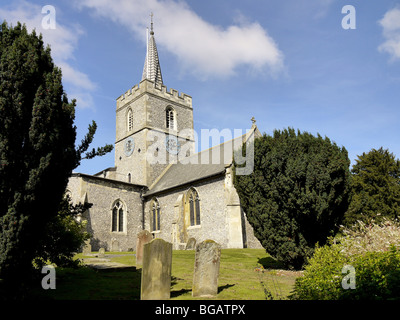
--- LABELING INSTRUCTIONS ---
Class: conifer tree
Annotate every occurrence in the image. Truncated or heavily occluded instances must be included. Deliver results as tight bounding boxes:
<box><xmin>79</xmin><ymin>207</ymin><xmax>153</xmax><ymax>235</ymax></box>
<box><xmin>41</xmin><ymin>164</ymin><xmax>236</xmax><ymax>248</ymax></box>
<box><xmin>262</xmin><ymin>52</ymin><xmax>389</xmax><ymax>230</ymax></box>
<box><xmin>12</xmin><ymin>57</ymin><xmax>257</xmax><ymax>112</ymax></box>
<box><xmin>233</xmin><ymin>128</ymin><xmax>351</xmax><ymax>269</ymax></box>
<box><xmin>344</xmin><ymin>147</ymin><xmax>400</xmax><ymax>226</ymax></box>
<box><xmin>0</xmin><ymin>22</ymin><xmax>112</xmax><ymax>296</ymax></box>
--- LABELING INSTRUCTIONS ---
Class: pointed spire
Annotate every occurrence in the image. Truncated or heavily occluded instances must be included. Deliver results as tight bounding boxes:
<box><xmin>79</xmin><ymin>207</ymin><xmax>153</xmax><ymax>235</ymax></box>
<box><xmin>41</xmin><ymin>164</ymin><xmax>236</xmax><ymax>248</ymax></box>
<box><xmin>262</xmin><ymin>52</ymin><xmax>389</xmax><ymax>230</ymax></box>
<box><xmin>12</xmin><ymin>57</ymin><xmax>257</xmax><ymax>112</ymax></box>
<box><xmin>142</xmin><ymin>13</ymin><xmax>163</xmax><ymax>86</ymax></box>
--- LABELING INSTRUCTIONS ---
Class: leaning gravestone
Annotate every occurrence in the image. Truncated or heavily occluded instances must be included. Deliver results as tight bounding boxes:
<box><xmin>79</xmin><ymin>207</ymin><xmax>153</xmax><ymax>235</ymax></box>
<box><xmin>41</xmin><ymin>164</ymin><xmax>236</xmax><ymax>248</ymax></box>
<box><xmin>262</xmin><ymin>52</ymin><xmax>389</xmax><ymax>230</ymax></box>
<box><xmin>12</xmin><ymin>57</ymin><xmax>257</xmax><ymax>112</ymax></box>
<box><xmin>141</xmin><ymin>239</ymin><xmax>172</xmax><ymax>300</ymax></box>
<box><xmin>192</xmin><ymin>239</ymin><xmax>221</xmax><ymax>298</ymax></box>
<box><xmin>136</xmin><ymin>230</ymin><xmax>153</xmax><ymax>266</ymax></box>
<box><xmin>185</xmin><ymin>237</ymin><xmax>196</xmax><ymax>250</ymax></box>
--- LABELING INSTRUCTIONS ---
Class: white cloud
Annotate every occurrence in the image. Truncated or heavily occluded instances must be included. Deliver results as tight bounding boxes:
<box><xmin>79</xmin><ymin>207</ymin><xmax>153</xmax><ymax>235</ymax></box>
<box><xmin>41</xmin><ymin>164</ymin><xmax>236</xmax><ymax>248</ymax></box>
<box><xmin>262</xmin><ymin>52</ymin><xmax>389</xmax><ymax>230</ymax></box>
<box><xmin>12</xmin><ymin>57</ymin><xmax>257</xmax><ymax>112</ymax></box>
<box><xmin>378</xmin><ymin>7</ymin><xmax>400</xmax><ymax>61</ymax></box>
<box><xmin>58</xmin><ymin>62</ymin><xmax>96</xmax><ymax>91</ymax></box>
<box><xmin>318</xmin><ymin>0</ymin><xmax>336</xmax><ymax>18</ymax></box>
<box><xmin>0</xmin><ymin>1</ymin><xmax>96</xmax><ymax>109</ymax></box>
<box><xmin>76</xmin><ymin>0</ymin><xmax>284</xmax><ymax>79</ymax></box>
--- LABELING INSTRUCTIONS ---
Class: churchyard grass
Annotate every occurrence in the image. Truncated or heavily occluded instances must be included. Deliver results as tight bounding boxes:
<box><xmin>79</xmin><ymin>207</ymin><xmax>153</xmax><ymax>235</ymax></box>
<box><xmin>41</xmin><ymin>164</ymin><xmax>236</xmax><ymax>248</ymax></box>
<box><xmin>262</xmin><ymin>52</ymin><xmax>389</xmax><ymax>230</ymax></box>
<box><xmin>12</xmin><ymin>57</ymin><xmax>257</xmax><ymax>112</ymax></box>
<box><xmin>31</xmin><ymin>265</ymin><xmax>141</xmax><ymax>300</ymax></box>
<box><xmin>30</xmin><ymin>249</ymin><xmax>300</xmax><ymax>300</ymax></box>
<box><xmin>169</xmin><ymin>249</ymin><xmax>300</xmax><ymax>300</ymax></box>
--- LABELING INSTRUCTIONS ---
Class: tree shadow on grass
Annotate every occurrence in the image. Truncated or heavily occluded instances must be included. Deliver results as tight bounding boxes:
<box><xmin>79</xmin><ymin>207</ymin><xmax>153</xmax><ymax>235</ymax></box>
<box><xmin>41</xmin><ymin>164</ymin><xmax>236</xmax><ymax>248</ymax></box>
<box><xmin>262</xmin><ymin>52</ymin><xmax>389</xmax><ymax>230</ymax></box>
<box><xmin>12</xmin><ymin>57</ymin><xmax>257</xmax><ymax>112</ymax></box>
<box><xmin>170</xmin><ymin>278</ymin><xmax>235</xmax><ymax>298</ymax></box>
<box><xmin>170</xmin><ymin>288</ymin><xmax>192</xmax><ymax>298</ymax></box>
<box><xmin>257</xmin><ymin>256</ymin><xmax>284</xmax><ymax>269</ymax></box>
<box><xmin>27</xmin><ymin>266</ymin><xmax>142</xmax><ymax>300</ymax></box>
<box><xmin>170</xmin><ymin>276</ymin><xmax>191</xmax><ymax>298</ymax></box>
<box><xmin>218</xmin><ymin>283</ymin><xmax>235</xmax><ymax>293</ymax></box>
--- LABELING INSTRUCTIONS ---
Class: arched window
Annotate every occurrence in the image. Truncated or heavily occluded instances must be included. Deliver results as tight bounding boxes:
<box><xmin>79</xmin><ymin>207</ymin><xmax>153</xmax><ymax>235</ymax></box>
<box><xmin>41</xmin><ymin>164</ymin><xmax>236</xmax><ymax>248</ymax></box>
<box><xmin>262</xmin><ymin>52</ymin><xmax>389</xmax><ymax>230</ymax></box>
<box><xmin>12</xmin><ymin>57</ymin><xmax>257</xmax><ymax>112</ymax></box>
<box><xmin>166</xmin><ymin>107</ymin><xmax>176</xmax><ymax>130</ymax></box>
<box><xmin>187</xmin><ymin>188</ymin><xmax>200</xmax><ymax>226</ymax></box>
<box><xmin>127</xmin><ymin>173</ymin><xmax>131</xmax><ymax>183</ymax></box>
<box><xmin>65</xmin><ymin>189</ymin><xmax>72</xmax><ymax>201</ymax></box>
<box><xmin>151</xmin><ymin>198</ymin><xmax>161</xmax><ymax>232</ymax></box>
<box><xmin>112</xmin><ymin>200</ymin><xmax>125</xmax><ymax>232</ymax></box>
<box><xmin>127</xmin><ymin>108</ymin><xmax>133</xmax><ymax>132</ymax></box>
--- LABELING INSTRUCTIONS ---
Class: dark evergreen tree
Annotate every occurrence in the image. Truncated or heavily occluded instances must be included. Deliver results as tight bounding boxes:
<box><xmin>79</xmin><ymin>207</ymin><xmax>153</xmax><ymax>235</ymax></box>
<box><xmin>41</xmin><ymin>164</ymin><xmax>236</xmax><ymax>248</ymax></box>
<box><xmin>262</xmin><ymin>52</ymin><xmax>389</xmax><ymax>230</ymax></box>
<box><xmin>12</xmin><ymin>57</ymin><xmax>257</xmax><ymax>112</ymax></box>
<box><xmin>233</xmin><ymin>128</ymin><xmax>351</xmax><ymax>269</ymax></box>
<box><xmin>343</xmin><ymin>147</ymin><xmax>400</xmax><ymax>226</ymax></box>
<box><xmin>0</xmin><ymin>22</ymin><xmax>112</xmax><ymax>297</ymax></box>
<box><xmin>33</xmin><ymin>194</ymin><xmax>92</xmax><ymax>269</ymax></box>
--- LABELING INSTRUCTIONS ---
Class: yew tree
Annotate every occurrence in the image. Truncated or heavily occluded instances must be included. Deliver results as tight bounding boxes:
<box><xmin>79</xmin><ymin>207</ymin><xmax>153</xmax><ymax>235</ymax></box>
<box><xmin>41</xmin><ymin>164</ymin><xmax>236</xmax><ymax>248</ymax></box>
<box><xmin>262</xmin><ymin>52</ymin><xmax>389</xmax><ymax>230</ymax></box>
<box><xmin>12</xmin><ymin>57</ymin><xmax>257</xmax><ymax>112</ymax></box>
<box><xmin>233</xmin><ymin>128</ymin><xmax>351</xmax><ymax>269</ymax></box>
<box><xmin>343</xmin><ymin>147</ymin><xmax>400</xmax><ymax>226</ymax></box>
<box><xmin>0</xmin><ymin>22</ymin><xmax>112</xmax><ymax>294</ymax></box>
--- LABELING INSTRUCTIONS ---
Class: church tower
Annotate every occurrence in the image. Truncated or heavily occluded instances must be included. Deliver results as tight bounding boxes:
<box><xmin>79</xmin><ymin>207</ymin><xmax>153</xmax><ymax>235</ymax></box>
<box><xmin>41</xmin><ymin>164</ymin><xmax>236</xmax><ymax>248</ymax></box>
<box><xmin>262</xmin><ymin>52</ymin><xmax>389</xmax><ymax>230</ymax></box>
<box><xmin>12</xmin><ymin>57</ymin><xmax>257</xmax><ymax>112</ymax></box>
<box><xmin>114</xmin><ymin>18</ymin><xmax>195</xmax><ymax>187</ymax></box>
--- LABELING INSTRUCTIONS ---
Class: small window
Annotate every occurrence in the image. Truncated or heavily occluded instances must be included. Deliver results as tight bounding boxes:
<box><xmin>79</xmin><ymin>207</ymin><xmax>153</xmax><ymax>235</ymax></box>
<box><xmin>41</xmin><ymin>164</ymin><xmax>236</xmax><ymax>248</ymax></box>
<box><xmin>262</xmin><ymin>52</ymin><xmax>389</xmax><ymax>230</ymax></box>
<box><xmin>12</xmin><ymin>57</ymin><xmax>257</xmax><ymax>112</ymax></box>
<box><xmin>151</xmin><ymin>198</ymin><xmax>161</xmax><ymax>232</ymax></box>
<box><xmin>166</xmin><ymin>107</ymin><xmax>176</xmax><ymax>130</ymax></box>
<box><xmin>112</xmin><ymin>200</ymin><xmax>125</xmax><ymax>232</ymax></box>
<box><xmin>127</xmin><ymin>108</ymin><xmax>133</xmax><ymax>132</ymax></box>
<box><xmin>187</xmin><ymin>188</ymin><xmax>200</xmax><ymax>226</ymax></box>
<box><xmin>127</xmin><ymin>173</ymin><xmax>131</xmax><ymax>183</ymax></box>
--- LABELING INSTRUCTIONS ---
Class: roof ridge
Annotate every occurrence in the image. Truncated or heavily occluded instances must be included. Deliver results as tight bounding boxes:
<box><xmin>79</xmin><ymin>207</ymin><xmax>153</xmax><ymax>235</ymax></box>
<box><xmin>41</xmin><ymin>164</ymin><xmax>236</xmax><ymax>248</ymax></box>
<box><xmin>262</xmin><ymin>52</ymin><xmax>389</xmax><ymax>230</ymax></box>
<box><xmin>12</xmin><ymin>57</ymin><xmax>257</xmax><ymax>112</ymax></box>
<box><xmin>186</xmin><ymin>128</ymin><xmax>254</xmax><ymax>160</ymax></box>
<box><xmin>148</xmin><ymin>163</ymin><xmax>173</xmax><ymax>191</ymax></box>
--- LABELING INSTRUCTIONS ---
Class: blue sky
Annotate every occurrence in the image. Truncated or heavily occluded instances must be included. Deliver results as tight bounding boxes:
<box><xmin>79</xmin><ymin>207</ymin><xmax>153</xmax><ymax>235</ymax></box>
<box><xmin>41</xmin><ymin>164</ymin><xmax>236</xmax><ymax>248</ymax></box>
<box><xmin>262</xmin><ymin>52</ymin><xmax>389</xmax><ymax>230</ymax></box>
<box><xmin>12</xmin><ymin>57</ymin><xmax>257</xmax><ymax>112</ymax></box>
<box><xmin>1</xmin><ymin>0</ymin><xmax>400</xmax><ymax>175</ymax></box>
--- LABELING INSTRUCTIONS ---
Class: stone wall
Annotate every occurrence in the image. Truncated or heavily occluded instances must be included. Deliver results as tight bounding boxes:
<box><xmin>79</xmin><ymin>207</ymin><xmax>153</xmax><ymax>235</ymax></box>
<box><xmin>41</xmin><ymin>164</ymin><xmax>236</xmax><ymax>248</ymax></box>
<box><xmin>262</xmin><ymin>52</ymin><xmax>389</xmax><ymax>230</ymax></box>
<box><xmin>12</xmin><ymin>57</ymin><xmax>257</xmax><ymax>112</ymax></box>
<box><xmin>67</xmin><ymin>174</ymin><xmax>144</xmax><ymax>251</ymax></box>
<box><xmin>143</xmin><ymin>173</ymin><xmax>262</xmax><ymax>249</ymax></box>
<box><xmin>144</xmin><ymin>176</ymin><xmax>229</xmax><ymax>248</ymax></box>
<box><xmin>114</xmin><ymin>129</ymin><xmax>148</xmax><ymax>185</ymax></box>
<box><xmin>242</xmin><ymin>210</ymin><xmax>263</xmax><ymax>249</ymax></box>
<box><xmin>114</xmin><ymin>79</ymin><xmax>195</xmax><ymax>187</ymax></box>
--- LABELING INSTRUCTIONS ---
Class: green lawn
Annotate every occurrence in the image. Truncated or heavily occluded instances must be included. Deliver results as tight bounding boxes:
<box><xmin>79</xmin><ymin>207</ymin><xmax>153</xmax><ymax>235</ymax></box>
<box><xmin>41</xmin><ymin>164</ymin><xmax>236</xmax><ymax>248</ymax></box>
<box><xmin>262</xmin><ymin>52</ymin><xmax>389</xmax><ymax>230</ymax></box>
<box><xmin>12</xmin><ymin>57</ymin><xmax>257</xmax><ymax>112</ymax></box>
<box><xmin>31</xmin><ymin>249</ymin><xmax>301</xmax><ymax>300</ymax></box>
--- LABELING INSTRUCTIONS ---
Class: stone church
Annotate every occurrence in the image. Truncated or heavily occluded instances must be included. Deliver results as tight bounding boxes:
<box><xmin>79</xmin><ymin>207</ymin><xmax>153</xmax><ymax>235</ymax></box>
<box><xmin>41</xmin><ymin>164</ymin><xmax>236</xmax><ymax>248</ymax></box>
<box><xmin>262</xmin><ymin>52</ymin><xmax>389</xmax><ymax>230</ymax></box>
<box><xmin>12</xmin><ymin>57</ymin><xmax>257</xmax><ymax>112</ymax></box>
<box><xmin>67</xmin><ymin>23</ymin><xmax>262</xmax><ymax>252</ymax></box>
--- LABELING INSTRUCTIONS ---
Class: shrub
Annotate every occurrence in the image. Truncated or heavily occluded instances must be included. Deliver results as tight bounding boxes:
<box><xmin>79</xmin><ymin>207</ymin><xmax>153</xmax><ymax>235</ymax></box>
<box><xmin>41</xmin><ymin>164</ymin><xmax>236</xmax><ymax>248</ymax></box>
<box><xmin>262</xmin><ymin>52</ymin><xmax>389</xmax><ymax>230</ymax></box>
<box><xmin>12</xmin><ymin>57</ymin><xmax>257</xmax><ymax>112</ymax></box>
<box><xmin>339</xmin><ymin>218</ymin><xmax>400</xmax><ymax>256</ymax></box>
<box><xmin>291</xmin><ymin>219</ymin><xmax>400</xmax><ymax>300</ymax></box>
<box><xmin>33</xmin><ymin>195</ymin><xmax>91</xmax><ymax>269</ymax></box>
<box><xmin>290</xmin><ymin>243</ymin><xmax>348</xmax><ymax>300</ymax></box>
<box><xmin>345</xmin><ymin>247</ymin><xmax>400</xmax><ymax>300</ymax></box>
<box><xmin>292</xmin><ymin>244</ymin><xmax>400</xmax><ymax>300</ymax></box>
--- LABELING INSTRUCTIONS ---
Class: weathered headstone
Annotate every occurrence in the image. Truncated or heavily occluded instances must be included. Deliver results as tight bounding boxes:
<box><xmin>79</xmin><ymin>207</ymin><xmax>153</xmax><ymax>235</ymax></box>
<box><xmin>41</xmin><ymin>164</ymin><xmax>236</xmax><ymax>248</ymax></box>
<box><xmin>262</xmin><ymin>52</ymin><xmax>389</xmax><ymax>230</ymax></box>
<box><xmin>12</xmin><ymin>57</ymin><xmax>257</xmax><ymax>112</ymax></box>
<box><xmin>111</xmin><ymin>239</ymin><xmax>119</xmax><ymax>252</ymax></box>
<box><xmin>136</xmin><ymin>230</ymin><xmax>153</xmax><ymax>266</ymax></box>
<box><xmin>141</xmin><ymin>239</ymin><xmax>172</xmax><ymax>300</ymax></box>
<box><xmin>82</xmin><ymin>239</ymin><xmax>91</xmax><ymax>255</ymax></box>
<box><xmin>98</xmin><ymin>248</ymin><xmax>105</xmax><ymax>258</ymax></box>
<box><xmin>192</xmin><ymin>240</ymin><xmax>221</xmax><ymax>298</ymax></box>
<box><xmin>185</xmin><ymin>237</ymin><xmax>196</xmax><ymax>250</ymax></box>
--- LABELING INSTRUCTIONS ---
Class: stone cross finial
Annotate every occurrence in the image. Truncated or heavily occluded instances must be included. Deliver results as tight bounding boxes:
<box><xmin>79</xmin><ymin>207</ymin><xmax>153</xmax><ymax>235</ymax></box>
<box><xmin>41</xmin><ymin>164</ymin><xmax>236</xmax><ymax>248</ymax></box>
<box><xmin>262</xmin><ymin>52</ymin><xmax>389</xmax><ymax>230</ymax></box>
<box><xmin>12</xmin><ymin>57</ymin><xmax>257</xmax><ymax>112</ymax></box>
<box><xmin>150</xmin><ymin>12</ymin><xmax>154</xmax><ymax>35</ymax></box>
<box><xmin>251</xmin><ymin>117</ymin><xmax>256</xmax><ymax>125</ymax></box>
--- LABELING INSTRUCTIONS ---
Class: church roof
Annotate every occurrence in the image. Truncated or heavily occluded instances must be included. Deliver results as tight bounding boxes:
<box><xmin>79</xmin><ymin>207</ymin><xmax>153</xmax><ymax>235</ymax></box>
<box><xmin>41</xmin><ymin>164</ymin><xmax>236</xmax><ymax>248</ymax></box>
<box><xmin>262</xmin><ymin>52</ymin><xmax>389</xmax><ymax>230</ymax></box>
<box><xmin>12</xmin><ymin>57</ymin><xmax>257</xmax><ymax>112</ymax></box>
<box><xmin>141</xmin><ymin>19</ymin><xmax>163</xmax><ymax>87</ymax></box>
<box><xmin>71</xmin><ymin>172</ymin><xmax>146</xmax><ymax>189</ymax></box>
<box><xmin>145</xmin><ymin>126</ymin><xmax>258</xmax><ymax>197</ymax></box>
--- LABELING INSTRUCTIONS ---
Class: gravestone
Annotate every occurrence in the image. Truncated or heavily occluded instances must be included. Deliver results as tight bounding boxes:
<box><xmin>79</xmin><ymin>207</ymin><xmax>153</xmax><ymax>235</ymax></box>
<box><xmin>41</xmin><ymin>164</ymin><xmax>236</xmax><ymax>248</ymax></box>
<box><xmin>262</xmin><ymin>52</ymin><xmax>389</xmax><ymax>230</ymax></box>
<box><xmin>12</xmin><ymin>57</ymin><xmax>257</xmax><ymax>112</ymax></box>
<box><xmin>192</xmin><ymin>239</ymin><xmax>221</xmax><ymax>298</ymax></box>
<box><xmin>185</xmin><ymin>237</ymin><xmax>196</xmax><ymax>250</ymax></box>
<box><xmin>98</xmin><ymin>248</ymin><xmax>105</xmax><ymax>258</ymax></box>
<box><xmin>141</xmin><ymin>239</ymin><xmax>172</xmax><ymax>300</ymax></box>
<box><xmin>82</xmin><ymin>239</ymin><xmax>91</xmax><ymax>255</ymax></box>
<box><xmin>111</xmin><ymin>239</ymin><xmax>119</xmax><ymax>252</ymax></box>
<box><xmin>136</xmin><ymin>230</ymin><xmax>153</xmax><ymax>266</ymax></box>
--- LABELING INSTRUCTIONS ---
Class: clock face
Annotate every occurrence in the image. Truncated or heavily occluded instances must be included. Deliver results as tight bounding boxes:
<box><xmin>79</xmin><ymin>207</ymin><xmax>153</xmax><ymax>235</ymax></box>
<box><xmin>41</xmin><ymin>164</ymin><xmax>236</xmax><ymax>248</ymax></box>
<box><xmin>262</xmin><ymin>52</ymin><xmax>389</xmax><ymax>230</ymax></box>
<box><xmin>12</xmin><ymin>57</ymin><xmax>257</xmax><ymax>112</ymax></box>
<box><xmin>124</xmin><ymin>137</ymin><xmax>135</xmax><ymax>157</ymax></box>
<box><xmin>165</xmin><ymin>135</ymin><xmax>180</xmax><ymax>155</ymax></box>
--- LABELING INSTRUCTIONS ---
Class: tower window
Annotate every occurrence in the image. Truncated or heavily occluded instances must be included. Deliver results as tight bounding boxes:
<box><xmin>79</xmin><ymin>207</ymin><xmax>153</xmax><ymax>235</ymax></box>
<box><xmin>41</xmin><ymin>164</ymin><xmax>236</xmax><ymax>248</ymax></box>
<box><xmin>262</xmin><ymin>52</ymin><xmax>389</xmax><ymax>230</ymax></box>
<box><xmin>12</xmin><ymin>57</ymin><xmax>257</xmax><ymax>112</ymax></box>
<box><xmin>166</xmin><ymin>107</ymin><xmax>176</xmax><ymax>130</ymax></box>
<box><xmin>112</xmin><ymin>200</ymin><xmax>125</xmax><ymax>232</ymax></box>
<box><xmin>127</xmin><ymin>108</ymin><xmax>133</xmax><ymax>132</ymax></box>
